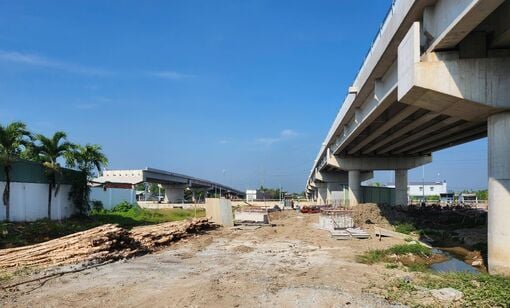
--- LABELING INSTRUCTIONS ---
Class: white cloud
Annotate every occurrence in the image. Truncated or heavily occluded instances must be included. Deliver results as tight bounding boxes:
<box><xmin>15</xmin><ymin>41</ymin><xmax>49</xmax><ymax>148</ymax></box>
<box><xmin>149</xmin><ymin>70</ymin><xmax>194</xmax><ymax>80</ymax></box>
<box><xmin>74</xmin><ymin>103</ymin><xmax>99</xmax><ymax>110</ymax></box>
<box><xmin>255</xmin><ymin>129</ymin><xmax>300</xmax><ymax>145</ymax></box>
<box><xmin>280</xmin><ymin>129</ymin><xmax>298</xmax><ymax>138</ymax></box>
<box><xmin>0</xmin><ymin>50</ymin><xmax>112</xmax><ymax>76</ymax></box>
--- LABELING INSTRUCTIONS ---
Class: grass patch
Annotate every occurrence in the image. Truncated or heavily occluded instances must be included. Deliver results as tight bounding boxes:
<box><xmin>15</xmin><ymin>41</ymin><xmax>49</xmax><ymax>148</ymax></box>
<box><xmin>357</xmin><ymin>243</ymin><xmax>432</xmax><ymax>265</ymax></box>
<box><xmin>356</xmin><ymin>249</ymin><xmax>387</xmax><ymax>264</ymax></box>
<box><xmin>394</xmin><ymin>222</ymin><xmax>417</xmax><ymax>235</ymax></box>
<box><xmin>407</xmin><ymin>263</ymin><xmax>429</xmax><ymax>272</ymax></box>
<box><xmin>386</xmin><ymin>244</ymin><xmax>432</xmax><ymax>257</ymax></box>
<box><xmin>387</xmin><ymin>272</ymin><xmax>510</xmax><ymax>307</ymax></box>
<box><xmin>0</xmin><ymin>202</ymin><xmax>204</xmax><ymax>249</ymax></box>
<box><xmin>424</xmin><ymin>272</ymin><xmax>510</xmax><ymax>307</ymax></box>
<box><xmin>91</xmin><ymin>203</ymin><xmax>204</xmax><ymax>228</ymax></box>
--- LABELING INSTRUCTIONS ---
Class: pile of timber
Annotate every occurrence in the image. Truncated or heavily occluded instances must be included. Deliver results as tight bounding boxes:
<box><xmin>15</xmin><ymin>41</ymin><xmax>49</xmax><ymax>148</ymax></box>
<box><xmin>130</xmin><ymin>218</ymin><xmax>211</xmax><ymax>250</ymax></box>
<box><xmin>0</xmin><ymin>218</ymin><xmax>211</xmax><ymax>270</ymax></box>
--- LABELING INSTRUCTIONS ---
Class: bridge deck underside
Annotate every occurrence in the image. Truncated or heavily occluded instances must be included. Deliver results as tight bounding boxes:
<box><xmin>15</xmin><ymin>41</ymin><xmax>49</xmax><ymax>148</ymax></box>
<box><xmin>333</xmin><ymin>102</ymin><xmax>487</xmax><ymax>157</ymax></box>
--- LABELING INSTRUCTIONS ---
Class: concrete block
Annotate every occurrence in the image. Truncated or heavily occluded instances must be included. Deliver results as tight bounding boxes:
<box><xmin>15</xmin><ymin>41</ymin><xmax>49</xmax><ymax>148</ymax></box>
<box><xmin>204</xmin><ymin>198</ymin><xmax>233</xmax><ymax>227</ymax></box>
<box><xmin>319</xmin><ymin>213</ymin><xmax>354</xmax><ymax>231</ymax></box>
<box><xmin>234</xmin><ymin>210</ymin><xmax>269</xmax><ymax>224</ymax></box>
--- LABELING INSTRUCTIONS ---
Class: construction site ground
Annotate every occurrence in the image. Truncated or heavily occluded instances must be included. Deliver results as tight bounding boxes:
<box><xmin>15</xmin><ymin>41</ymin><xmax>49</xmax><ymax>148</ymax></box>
<box><xmin>1</xmin><ymin>211</ymin><xmax>411</xmax><ymax>307</ymax></box>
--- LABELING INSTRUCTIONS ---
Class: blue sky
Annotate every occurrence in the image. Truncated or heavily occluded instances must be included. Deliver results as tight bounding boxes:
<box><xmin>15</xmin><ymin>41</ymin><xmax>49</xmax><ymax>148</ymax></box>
<box><xmin>0</xmin><ymin>0</ymin><xmax>488</xmax><ymax>192</ymax></box>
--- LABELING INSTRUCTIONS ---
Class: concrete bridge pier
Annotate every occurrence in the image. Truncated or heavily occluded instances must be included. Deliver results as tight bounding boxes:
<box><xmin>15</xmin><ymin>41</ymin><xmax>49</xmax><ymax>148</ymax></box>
<box><xmin>488</xmin><ymin>111</ymin><xmax>510</xmax><ymax>276</ymax></box>
<box><xmin>395</xmin><ymin>169</ymin><xmax>408</xmax><ymax>206</ymax></box>
<box><xmin>317</xmin><ymin>183</ymin><xmax>328</xmax><ymax>205</ymax></box>
<box><xmin>348</xmin><ymin>170</ymin><xmax>361</xmax><ymax>207</ymax></box>
<box><xmin>327</xmin><ymin>182</ymin><xmax>344</xmax><ymax>205</ymax></box>
<box><xmin>164</xmin><ymin>185</ymin><xmax>186</xmax><ymax>203</ymax></box>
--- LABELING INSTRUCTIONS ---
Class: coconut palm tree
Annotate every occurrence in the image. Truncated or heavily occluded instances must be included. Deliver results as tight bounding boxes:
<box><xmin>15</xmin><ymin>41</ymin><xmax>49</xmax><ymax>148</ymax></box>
<box><xmin>35</xmin><ymin>132</ymin><xmax>74</xmax><ymax>219</ymax></box>
<box><xmin>65</xmin><ymin>144</ymin><xmax>108</xmax><ymax>214</ymax></box>
<box><xmin>0</xmin><ymin>122</ymin><xmax>32</xmax><ymax>221</ymax></box>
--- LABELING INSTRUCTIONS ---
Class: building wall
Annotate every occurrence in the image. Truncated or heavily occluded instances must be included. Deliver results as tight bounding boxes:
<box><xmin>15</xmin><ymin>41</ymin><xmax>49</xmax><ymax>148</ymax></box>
<box><xmin>90</xmin><ymin>187</ymin><xmax>136</xmax><ymax>210</ymax></box>
<box><xmin>246</xmin><ymin>190</ymin><xmax>257</xmax><ymax>202</ymax></box>
<box><xmin>408</xmin><ymin>183</ymin><xmax>447</xmax><ymax>197</ymax></box>
<box><xmin>0</xmin><ymin>182</ymin><xmax>74</xmax><ymax>221</ymax></box>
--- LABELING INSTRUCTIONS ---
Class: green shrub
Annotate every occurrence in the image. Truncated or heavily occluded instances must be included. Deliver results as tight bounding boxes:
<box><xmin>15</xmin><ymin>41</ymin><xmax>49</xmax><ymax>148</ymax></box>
<box><xmin>111</xmin><ymin>201</ymin><xmax>138</xmax><ymax>213</ymax></box>
<box><xmin>357</xmin><ymin>244</ymin><xmax>432</xmax><ymax>266</ymax></box>
<box><xmin>387</xmin><ymin>244</ymin><xmax>432</xmax><ymax>257</ymax></box>
<box><xmin>394</xmin><ymin>223</ymin><xmax>416</xmax><ymax>235</ymax></box>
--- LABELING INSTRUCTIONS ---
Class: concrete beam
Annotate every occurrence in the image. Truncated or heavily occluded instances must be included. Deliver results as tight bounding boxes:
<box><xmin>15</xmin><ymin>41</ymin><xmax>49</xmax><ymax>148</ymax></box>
<box><xmin>399</xmin><ymin>22</ymin><xmax>510</xmax><ymax>118</ymax></box>
<box><xmin>362</xmin><ymin>111</ymin><xmax>441</xmax><ymax>154</ymax></box>
<box><xmin>314</xmin><ymin>170</ymin><xmax>348</xmax><ymax>183</ymax></box>
<box><xmin>348</xmin><ymin>105</ymin><xmax>420</xmax><ymax>154</ymax></box>
<box><xmin>409</xmin><ymin>125</ymin><xmax>487</xmax><ymax>154</ymax></box>
<box><xmin>333</xmin><ymin>62</ymin><xmax>399</xmax><ymax>154</ymax></box>
<box><xmin>485</xmin><ymin>1</ymin><xmax>510</xmax><ymax>48</ymax></box>
<box><xmin>395</xmin><ymin>122</ymin><xmax>484</xmax><ymax>154</ymax></box>
<box><xmin>378</xmin><ymin>117</ymin><xmax>460</xmax><ymax>154</ymax></box>
<box><xmin>423</xmin><ymin>0</ymin><xmax>504</xmax><ymax>52</ymax></box>
<box><xmin>327</xmin><ymin>155</ymin><xmax>431</xmax><ymax>171</ymax></box>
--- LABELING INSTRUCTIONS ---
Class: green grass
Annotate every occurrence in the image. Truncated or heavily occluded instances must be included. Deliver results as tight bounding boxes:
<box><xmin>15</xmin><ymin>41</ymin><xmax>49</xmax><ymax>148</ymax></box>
<box><xmin>357</xmin><ymin>244</ymin><xmax>432</xmax><ymax>266</ymax></box>
<box><xmin>0</xmin><ymin>203</ymin><xmax>204</xmax><ymax>249</ymax></box>
<box><xmin>394</xmin><ymin>222</ymin><xmax>417</xmax><ymax>235</ymax></box>
<box><xmin>386</xmin><ymin>244</ymin><xmax>432</xmax><ymax>257</ymax></box>
<box><xmin>91</xmin><ymin>205</ymin><xmax>204</xmax><ymax>228</ymax></box>
<box><xmin>407</xmin><ymin>263</ymin><xmax>429</xmax><ymax>272</ymax></box>
<box><xmin>422</xmin><ymin>273</ymin><xmax>510</xmax><ymax>307</ymax></box>
<box><xmin>356</xmin><ymin>249</ymin><xmax>387</xmax><ymax>264</ymax></box>
<box><xmin>387</xmin><ymin>272</ymin><xmax>510</xmax><ymax>307</ymax></box>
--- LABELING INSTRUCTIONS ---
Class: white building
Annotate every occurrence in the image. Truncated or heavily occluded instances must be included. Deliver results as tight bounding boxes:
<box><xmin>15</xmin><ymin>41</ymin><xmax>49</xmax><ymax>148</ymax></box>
<box><xmin>246</xmin><ymin>190</ymin><xmax>257</xmax><ymax>202</ymax></box>
<box><xmin>387</xmin><ymin>181</ymin><xmax>447</xmax><ymax>197</ymax></box>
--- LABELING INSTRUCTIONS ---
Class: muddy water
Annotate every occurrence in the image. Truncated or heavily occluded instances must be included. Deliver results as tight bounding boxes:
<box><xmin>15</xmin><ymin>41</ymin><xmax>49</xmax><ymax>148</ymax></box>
<box><xmin>429</xmin><ymin>248</ymin><xmax>480</xmax><ymax>274</ymax></box>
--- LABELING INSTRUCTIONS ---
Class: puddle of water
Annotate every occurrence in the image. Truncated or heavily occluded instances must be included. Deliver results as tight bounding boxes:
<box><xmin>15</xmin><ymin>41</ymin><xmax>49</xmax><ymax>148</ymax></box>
<box><xmin>429</xmin><ymin>248</ymin><xmax>479</xmax><ymax>274</ymax></box>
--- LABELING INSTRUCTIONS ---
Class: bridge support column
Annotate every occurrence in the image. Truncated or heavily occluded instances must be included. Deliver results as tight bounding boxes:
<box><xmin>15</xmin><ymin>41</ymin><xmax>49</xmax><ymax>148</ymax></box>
<box><xmin>488</xmin><ymin>111</ymin><xmax>510</xmax><ymax>276</ymax></box>
<box><xmin>317</xmin><ymin>184</ymin><xmax>328</xmax><ymax>205</ymax></box>
<box><xmin>327</xmin><ymin>182</ymin><xmax>344</xmax><ymax>206</ymax></box>
<box><xmin>164</xmin><ymin>186</ymin><xmax>185</xmax><ymax>203</ymax></box>
<box><xmin>395</xmin><ymin>169</ymin><xmax>408</xmax><ymax>206</ymax></box>
<box><xmin>348</xmin><ymin>170</ymin><xmax>361</xmax><ymax>207</ymax></box>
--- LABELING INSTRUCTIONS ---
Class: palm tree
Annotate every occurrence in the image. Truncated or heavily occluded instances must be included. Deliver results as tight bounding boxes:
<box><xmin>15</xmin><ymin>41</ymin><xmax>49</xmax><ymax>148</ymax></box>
<box><xmin>35</xmin><ymin>132</ymin><xmax>74</xmax><ymax>219</ymax></box>
<box><xmin>65</xmin><ymin>144</ymin><xmax>108</xmax><ymax>214</ymax></box>
<box><xmin>0</xmin><ymin>122</ymin><xmax>32</xmax><ymax>221</ymax></box>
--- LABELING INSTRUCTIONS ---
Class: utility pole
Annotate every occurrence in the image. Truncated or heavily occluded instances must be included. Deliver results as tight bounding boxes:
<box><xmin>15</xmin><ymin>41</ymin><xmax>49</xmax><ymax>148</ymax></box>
<box><xmin>422</xmin><ymin>166</ymin><xmax>425</xmax><ymax>204</ymax></box>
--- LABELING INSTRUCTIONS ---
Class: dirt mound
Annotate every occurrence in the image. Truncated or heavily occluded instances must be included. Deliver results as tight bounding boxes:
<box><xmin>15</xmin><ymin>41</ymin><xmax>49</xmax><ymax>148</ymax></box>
<box><xmin>352</xmin><ymin>203</ymin><xmax>408</xmax><ymax>227</ymax></box>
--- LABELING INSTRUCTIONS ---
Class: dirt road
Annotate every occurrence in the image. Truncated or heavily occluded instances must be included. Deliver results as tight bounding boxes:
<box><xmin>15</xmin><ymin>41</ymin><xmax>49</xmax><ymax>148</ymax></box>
<box><xmin>1</xmin><ymin>212</ymin><xmax>406</xmax><ymax>307</ymax></box>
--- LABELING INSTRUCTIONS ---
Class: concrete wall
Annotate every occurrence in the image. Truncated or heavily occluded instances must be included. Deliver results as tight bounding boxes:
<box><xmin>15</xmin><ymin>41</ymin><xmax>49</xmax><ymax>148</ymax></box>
<box><xmin>0</xmin><ymin>181</ymin><xmax>74</xmax><ymax>221</ymax></box>
<box><xmin>204</xmin><ymin>198</ymin><xmax>233</xmax><ymax>227</ymax></box>
<box><xmin>90</xmin><ymin>187</ymin><xmax>136</xmax><ymax>210</ymax></box>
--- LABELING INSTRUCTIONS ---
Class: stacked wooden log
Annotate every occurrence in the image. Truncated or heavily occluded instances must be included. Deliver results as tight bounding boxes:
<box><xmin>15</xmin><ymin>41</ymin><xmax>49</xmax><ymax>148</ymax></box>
<box><xmin>0</xmin><ymin>218</ymin><xmax>211</xmax><ymax>270</ymax></box>
<box><xmin>130</xmin><ymin>218</ymin><xmax>210</xmax><ymax>250</ymax></box>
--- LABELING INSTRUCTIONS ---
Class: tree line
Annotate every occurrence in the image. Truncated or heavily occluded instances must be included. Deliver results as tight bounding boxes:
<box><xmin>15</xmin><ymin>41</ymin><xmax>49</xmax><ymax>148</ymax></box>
<box><xmin>0</xmin><ymin>121</ymin><xmax>108</xmax><ymax>221</ymax></box>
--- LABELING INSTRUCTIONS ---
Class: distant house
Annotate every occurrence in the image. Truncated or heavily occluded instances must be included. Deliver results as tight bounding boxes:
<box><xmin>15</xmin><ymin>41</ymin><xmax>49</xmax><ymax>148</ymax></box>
<box><xmin>387</xmin><ymin>181</ymin><xmax>447</xmax><ymax>198</ymax></box>
<box><xmin>246</xmin><ymin>190</ymin><xmax>257</xmax><ymax>202</ymax></box>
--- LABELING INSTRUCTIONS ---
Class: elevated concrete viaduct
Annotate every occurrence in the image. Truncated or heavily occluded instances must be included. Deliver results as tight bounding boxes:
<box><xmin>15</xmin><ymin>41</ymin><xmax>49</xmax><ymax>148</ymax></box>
<box><xmin>93</xmin><ymin>168</ymin><xmax>244</xmax><ymax>202</ymax></box>
<box><xmin>306</xmin><ymin>0</ymin><xmax>510</xmax><ymax>275</ymax></box>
